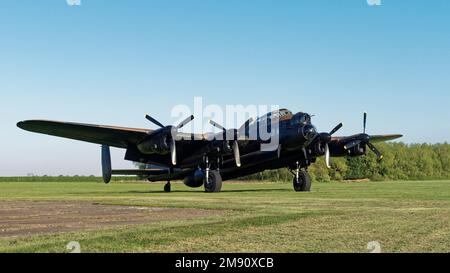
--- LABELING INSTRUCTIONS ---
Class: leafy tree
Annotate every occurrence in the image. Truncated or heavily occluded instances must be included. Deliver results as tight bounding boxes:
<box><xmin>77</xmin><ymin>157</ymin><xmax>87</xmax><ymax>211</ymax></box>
<box><xmin>245</xmin><ymin>142</ymin><xmax>450</xmax><ymax>182</ymax></box>
<box><xmin>134</xmin><ymin>143</ymin><xmax>450</xmax><ymax>182</ymax></box>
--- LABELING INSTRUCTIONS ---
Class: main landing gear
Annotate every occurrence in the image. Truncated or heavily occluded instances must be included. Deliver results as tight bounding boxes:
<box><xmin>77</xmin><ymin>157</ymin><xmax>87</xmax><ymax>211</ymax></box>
<box><xmin>164</xmin><ymin>181</ymin><xmax>171</xmax><ymax>193</ymax></box>
<box><xmin>291</xmin><ymin>161</ymin><xmax>311</xmax><ymax>192</ymax></box>
<box><xmin>164</xmin><ymin>156</ymin><xmax>223</xmax><ymax>193</ymax></box>
<box><xmin>164</xmin><ymin>167</ymin><xmax>173</xmax><ymax>193</ymax></box>
<box><xmin>203</xmin><ymin>156</ymin><xmax>223</xmax><ymax>193</ymax></box>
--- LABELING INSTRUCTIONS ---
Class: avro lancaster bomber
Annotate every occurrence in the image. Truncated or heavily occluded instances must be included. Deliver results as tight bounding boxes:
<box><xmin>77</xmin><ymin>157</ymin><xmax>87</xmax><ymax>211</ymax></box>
<box><xmin>17</xmin><ymin>109</ymin><xmax>402</xmax><ymax>192</ymax></box>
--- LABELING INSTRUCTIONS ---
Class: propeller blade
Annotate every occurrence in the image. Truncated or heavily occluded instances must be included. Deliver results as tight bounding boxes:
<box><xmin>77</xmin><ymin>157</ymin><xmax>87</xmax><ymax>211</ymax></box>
<box><xmin>363</xmin><ymin>112</ymin><xmax>367</xmax><ymax>134</ymax></box>
<box><xmin>169</xmin><ymin>138</ymin><xmax>177</xmax><ymax>165</ymax></box>
<box><xmin>236</xmin><ymin>117</ymin><xmax>254</xmax><ymax>140</ymax></box>
<box><xmin>367</xmin><ymin>142</ymin><xmax>383</xmax><ymax>161</ymax></box>
<box><xmin>232</xmin><ymin>141</ymin><xmax>241</xmax><ymax>167</ymax></box>
<box><xmin>325</xmin><ymin>143</ymin><xmax>331</xmax><ymax>169</ymax></box>
<box><xmin>209</xmin><ymin>120</ymin><xmax>226</xmax><ymax>132</ymax></box>
<box><xmin>302</xmin><ymin>148</ymin><xmax>308</xmax><ymax>162</ymax></box>
<box><xmin>344</xmin><ymin>140</ymin><xmax>362</xmax><ymax>150</ymax></box>
<box><xmin>329</xmin><ymin>123</ymin><xmax>343</xmax><ymax>136</ymax></box>
<box><xmin>145</xmin><ymin>114</ymin><xmax>165</xmax><ymax>128</ymax></box>
<box><xmin>237</xmin><ymin>117</ymin><xmax>254</xmax><ymax>132</ymax></box>
<box><xmin>177</xmin><ymin>115</ymin><xmax>194</xmax><ymax>129</ymax></box>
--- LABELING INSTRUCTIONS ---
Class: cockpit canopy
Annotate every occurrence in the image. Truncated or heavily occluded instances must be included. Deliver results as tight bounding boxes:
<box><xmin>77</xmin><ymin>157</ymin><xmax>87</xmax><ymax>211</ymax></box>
<box><xmin>254</xmin><ymin>108</ymin><xmax>311</xmax><ymax>126</ymax></box>
<box><xmin>290</xmin><ymin>112</ymin><xmax>312</xmax><ymax>126</ymax></box>
<box><xmin>256</xmin><ymin>108</ymin><xmax>293</xmax><ymax>124</ymax></box>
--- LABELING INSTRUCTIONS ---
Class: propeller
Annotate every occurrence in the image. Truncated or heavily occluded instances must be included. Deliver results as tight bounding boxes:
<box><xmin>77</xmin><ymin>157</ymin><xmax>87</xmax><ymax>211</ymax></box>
<box><xmin>209</xmin><ymin>119</ymin><xmax>245</xmax><ymax>167</ymax></box>
<box><xmin>324</xmin><ymin>142</ymin><xmax>331</xmax><ymax>168</ymax></box>
<box><xmin>237</xmin><ymin>117</ymin><xmax>254</xmax><ymax>140</ymax></box>
<box><xmin>169</xmin><ymin>138</ymin><xmax>177</xmax><ymax>165</ymax></box>
<box><xmin>363</xmin><ymin>112</ymin><xmax>367</xmax><ymax>134</ymax></box>
<box><xmin>145</xmin><ymin>114</ymin><xmax>195</xmax><ymax>165</ymax></box>
<box><xmin>176</xmin><ymin>115</ymin><xmax>195</xmax><ymax>129</ymax></box>
<box><xmin>362</xmin><ymin>112</ymin><xmax>383</xmax><ymax>160</ymax></box>
<box><xmin>145</xmin><ymin>114</ymin><xmax>165</xmax><ymax>128</ymax></box>
<box><xmin>329</xmin><ymin>123</ymin><xmax>343</xmax><ymax>137</ymax></box>
<box><xmin>367</xmin><ymin>142</ymin><xmax>383</xmax><ymax>160</ymax></box>
<box><xmin>209</xmin><ymin>120</ymin><xmax>226</xmax><ymax>132</ymax></box>
<box><xmin>321</xmin><ymin>122</ymin><xmax>343</xmax><ymax>169</ymax></box>
<box><xmin>344</xmin><ymin>113</ymin><xmax>383</xmax><ymax>161</ymax></box>
<box><xmin>232</xmin><ymin>141</ymin><xmax>241</xmax><ymax>167</ymax></box>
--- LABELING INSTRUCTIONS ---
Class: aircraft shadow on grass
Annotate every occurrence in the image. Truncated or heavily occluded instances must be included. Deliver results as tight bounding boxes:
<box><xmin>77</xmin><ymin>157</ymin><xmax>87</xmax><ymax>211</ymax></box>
<box><xmin>128</xmin><ymin>188</ymin><xmax>291</xmax><ymax>194</ymax></box>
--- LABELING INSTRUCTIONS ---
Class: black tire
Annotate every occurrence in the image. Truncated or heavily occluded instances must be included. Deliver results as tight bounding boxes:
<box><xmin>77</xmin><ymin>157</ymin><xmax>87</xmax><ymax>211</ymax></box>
<box><xmin>204</xmin><ymin>170</ymin><xmax>222</xmax><ymax>193</ymax></box>
<box><xmin>293</xmin><ymin>171</ymin><xmax>311</xmax><ymax>192</ymax></box>
<box><xmin>164</xmin><ymin>182</ymin><xmax>171</xmax><ymax>193</ymax></box>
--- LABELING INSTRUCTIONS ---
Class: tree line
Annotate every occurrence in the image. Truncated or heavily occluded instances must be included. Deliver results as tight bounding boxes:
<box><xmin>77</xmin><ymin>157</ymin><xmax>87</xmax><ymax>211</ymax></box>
<box><xmin>18</xmin><ymin>142</ymin><xmax>443</xmax><ymax>183</ymax></box>
<box><xmin>242</xmin><ymin>142</ymin><xmax>450</xmax><ymax>182</ymax></box>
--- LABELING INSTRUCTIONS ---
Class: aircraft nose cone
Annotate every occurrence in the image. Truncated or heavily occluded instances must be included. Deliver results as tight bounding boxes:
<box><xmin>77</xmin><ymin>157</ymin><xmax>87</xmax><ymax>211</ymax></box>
<box><xmin>302</xmin><ymin>125</ymin><xmax>317</xmax><ymax>140</ymax></box>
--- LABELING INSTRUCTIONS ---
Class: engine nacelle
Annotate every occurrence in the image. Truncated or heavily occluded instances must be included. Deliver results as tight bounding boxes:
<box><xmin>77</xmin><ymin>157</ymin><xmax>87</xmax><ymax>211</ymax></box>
<box><xmin>346</xmin><ymin>144</ymin><xmax>366</xmax><ymax>157</ymax></box>
<box><xmin>212</xmin><ymin>139</ymin><xmax>233</xmax><ymax>154</ymax></box>
<box><xmin>329</xmin><ymin>140</ymin><xmax>367</xmax><ymax>157</ymax></box>
<box><xmin>183</xmin><ymin>169</ymin><xmax>205</xmax><ymax>188</ymax></box>
<box><xmin>137</xmin><ymin>132</ymin><xmax>170</xmax><ymax>155</ymax></box>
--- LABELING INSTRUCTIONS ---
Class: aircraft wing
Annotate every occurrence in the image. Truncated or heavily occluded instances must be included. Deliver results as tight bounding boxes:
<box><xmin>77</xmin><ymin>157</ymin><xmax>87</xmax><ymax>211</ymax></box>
<box><xmin>367</xmin><ymin>134</ymin><xmax>404</xmax><ymax>143</ymax></box>
<box><xmin>330</xmin><ymin>134</ymin><xmax>403</xmax><ymax>143</ymax></box>
<box><xmin>327</xmin><ymin>133</ymin><xmax>403</xmax><ymax>159</ymax></box>
<box><xmin>17</xmin><ymin>120</ymin><xmax>150</xmax><ymax>149</ymax></box>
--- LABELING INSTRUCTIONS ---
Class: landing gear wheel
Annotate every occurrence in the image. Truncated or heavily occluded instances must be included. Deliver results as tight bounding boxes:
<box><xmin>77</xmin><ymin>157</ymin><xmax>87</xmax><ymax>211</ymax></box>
<box><xmin>293</xmin><ymin>171</ymin><xmax>311</xmax><ymax>192</ymax></box>
<box><xmin>164</xmin><ymin>182</ymin><xmax>171</xmax><ymax>193</ymax></box>
<box><xmin>204</xmin><ymin>170</ymin><xmax>222</xmax><ymax>193</ymax></box>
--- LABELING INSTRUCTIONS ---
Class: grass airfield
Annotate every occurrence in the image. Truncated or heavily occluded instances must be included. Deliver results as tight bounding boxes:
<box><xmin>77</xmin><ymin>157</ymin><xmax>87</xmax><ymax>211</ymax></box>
<box><xmin>0</xmin><ymin>179</ymin><xmax>449</xmax><ymax>253</ymax></box>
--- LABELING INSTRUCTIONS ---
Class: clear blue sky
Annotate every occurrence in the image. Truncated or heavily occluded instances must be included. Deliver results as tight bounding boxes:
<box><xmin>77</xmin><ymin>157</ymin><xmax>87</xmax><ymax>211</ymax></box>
<box><xmin>1</xmin><ymin>0</ymin><xmax>449</xmax><ymax>176</ymax></box>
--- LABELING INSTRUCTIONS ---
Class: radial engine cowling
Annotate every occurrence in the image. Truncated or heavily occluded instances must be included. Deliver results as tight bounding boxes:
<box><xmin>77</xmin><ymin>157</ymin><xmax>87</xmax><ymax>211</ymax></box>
<box><xmin>312</xmin><ymin>141</ymin><xmax>327</xmax><ymax>156</ymax></box>
<box><xmin>346</xmin><ymin>144</ymin><xmax>366</xmax><ymax>157</ymax></box>
<box><xmin>137</xmin><ymin>132</ymin><xmax>170</xmax><ymax>155</ymax></box>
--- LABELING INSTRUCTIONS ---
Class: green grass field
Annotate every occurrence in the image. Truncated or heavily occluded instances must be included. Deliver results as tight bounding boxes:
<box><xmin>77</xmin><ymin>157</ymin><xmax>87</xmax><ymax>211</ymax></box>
<box><xmin>0</xmin><ymin>180</ymin><xmax>449</xmax><ymax>253</ymax></box>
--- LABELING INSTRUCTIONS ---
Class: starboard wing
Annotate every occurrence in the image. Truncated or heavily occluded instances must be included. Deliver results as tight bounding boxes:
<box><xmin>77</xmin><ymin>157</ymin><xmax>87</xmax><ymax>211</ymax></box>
<box><xmin>17</xmin><ymin>120</ymin><xmax>151</xmax><ymax>148</ymax></box>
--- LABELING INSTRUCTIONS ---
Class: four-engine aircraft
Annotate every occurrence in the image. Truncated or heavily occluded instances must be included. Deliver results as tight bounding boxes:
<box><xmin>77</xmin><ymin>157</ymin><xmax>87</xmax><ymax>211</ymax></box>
<box><xmin>17</xmin><ymin>109</ymin><xmax>402</xmax><ymax>192</ymax></box>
